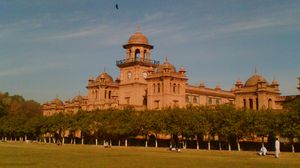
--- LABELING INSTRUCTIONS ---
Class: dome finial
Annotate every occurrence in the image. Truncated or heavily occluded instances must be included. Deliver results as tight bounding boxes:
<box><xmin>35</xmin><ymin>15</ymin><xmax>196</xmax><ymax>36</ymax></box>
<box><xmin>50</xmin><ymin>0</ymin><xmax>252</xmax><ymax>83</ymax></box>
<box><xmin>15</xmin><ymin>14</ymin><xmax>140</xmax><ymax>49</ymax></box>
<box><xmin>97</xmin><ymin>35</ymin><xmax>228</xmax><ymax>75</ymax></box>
<box><xmin>136</xmin><ymin>25</ymin><xmax>141</xmax><ymax>33</ymax></box>
<box><xmin>164</xmin><ymin>56</ymin><xmax>169</xmax><ymax>63</ymax></box>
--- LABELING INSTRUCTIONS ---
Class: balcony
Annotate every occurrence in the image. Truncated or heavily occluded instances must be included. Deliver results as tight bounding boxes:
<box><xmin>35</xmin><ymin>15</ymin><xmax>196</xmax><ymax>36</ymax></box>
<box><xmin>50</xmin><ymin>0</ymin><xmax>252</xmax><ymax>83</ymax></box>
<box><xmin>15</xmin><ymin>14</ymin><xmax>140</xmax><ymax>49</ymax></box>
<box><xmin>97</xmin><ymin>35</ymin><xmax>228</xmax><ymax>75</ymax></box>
<box><xmin>116</xmin><ymin>57</ymin><xmax>160</xmax><ymax>68</ymax></box>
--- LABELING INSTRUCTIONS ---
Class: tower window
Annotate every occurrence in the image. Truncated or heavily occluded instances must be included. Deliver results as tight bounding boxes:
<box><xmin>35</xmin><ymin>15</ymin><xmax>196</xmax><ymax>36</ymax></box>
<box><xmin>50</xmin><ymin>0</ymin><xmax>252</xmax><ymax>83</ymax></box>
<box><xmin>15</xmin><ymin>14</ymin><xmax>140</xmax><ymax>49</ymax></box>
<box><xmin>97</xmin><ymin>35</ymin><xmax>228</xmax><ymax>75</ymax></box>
<box><xmin>108</xmin><ymin>91</ymin><xmax>111</xmax><ymax>99</ymax></box>
<box><xmin>143</xmin><ymin>50</ymin><xmax>147</xmax><ymax>61</ymax></box>
<box><xmin>135</xmin><ymin>49</ymin><xmax>140</xmax><ymax>61</ymax></box>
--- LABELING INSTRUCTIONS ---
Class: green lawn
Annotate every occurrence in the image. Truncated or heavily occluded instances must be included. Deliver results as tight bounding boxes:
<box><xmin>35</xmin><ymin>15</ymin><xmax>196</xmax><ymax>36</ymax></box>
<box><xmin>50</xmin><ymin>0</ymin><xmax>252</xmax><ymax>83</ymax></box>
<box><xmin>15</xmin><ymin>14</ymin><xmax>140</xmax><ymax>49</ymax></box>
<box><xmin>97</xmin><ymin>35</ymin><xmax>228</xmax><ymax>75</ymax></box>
<box><xmin>0</xmin><ymin>142</ymin><xmax>299</xmax><ymax>168</ymax></box>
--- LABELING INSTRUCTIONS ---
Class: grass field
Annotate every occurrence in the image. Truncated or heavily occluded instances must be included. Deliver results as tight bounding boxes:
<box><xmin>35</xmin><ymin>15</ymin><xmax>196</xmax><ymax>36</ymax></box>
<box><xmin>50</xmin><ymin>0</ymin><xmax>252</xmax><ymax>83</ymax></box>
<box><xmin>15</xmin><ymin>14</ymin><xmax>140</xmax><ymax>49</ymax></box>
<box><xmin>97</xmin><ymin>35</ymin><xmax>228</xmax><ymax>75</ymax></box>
<box><xmin>0</xmin><ymin>142</ymin><xmax>299</xmax><ymax>168</ymax></box>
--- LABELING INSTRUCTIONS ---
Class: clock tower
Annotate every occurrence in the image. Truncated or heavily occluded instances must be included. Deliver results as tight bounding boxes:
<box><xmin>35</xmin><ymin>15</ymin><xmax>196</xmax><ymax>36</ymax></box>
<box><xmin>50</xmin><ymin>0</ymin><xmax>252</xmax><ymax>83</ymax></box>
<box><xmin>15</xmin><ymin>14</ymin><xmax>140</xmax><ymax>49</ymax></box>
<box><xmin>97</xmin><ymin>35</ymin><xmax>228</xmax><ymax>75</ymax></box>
<box><xmin>116</xmin><ymin>31</ymin><xmax>159</xmax><ymax>109</ymax></box>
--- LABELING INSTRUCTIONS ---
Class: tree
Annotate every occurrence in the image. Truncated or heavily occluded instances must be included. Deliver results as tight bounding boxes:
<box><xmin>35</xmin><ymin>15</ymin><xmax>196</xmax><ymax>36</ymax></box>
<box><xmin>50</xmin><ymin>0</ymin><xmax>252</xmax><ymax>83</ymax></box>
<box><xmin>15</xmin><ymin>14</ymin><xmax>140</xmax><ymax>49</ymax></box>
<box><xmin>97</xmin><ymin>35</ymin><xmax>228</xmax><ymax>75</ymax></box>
<box><xmin>281</xmin><ymin>97</ymin><xmax>300</xmax><ymax>152</ymax></box>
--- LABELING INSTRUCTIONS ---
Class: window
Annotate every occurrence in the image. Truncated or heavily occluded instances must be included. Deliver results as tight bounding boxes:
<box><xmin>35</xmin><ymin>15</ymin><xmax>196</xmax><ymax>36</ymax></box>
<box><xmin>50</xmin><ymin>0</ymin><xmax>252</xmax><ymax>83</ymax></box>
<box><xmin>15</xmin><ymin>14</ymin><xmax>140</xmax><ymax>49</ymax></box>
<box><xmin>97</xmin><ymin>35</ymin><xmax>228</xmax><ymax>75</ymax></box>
<box><xmin>207</xmin><ymin>97</ymin><xmax>212</xmax><ymax>105</ymax></box>
<box><xmin>243</xmin><ymin>99</ymin><xmax>246</xmax><ymax>108</ymax></box>
<box><xmin>155</xmin><ymin>100</ymin><xmax>160</xmax><ymax>109</ymax></box>
<box><xmin>153</xmin><ymin>84</ymin><xmax>156</xmax><ymax>93</ymax></box>
<box><xmin>268</xmin><ymin>99</ymin><xmax>272</xmax><ymax>109</ymax></box>
<box><xmin>173</xmin><ymin>83</ymin><xmax>176</xmax><ymax>93</ymax></box>
<box><xmin>216</xmin><ymin>98</ymin><xmax>220</xmax><ymax>105</ymax></box>
<box><xmin>193</xmin><ymin>96</ymin><xmax>199</xmax><ymax>103</ymax></box>
<box><xmin>256</xmin><ymin>98</ymin><xmax>259</xmax><ymax>110</ymax></box>
<box><xmin>186</xmin><ymin>96</ymin><xmax>190</xmax><ymax>103</ymax></box>
<box><xmin>125</xmin><ymin>97</ymin><xmax>130</xmax><ymax>105</ymax></box>
<box><xmin>249</xmin><ymin>99</ymin><xmax>253</xmax><ymax>110</ymax></box>
<box><xmin>104</xmin><ymin>90</ymin><xmax>107</xmax><ymax>99</ymax></box>
<box><xmin>143</xmin><ymin>50</ymin><xmax>147</xmax><ymax>61</ymax></box>
<box><xmin>135</xmin><ymin>49</ymin><xmax>140</xmax><ymax>61</ymax></box>
<box><xmin>108</xmin><ymin>91</ymin><xmax>111</xmax><ymax>99</ymax></box>
<box><xmin>173</xmin><ymin>100</ymin><xmax>179</xmax><ymax>107</ymax></box>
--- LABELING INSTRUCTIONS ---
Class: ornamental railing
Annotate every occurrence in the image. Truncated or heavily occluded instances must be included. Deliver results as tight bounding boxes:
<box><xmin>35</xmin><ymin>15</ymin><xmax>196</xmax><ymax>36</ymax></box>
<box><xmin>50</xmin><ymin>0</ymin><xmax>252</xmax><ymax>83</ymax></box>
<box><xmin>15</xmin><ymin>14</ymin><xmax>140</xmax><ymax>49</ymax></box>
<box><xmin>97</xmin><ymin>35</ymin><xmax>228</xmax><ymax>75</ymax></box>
<box><xmin>116</xmin><ymin>57</ymin><xmax>159</xmax><ymax>67</ymax></box>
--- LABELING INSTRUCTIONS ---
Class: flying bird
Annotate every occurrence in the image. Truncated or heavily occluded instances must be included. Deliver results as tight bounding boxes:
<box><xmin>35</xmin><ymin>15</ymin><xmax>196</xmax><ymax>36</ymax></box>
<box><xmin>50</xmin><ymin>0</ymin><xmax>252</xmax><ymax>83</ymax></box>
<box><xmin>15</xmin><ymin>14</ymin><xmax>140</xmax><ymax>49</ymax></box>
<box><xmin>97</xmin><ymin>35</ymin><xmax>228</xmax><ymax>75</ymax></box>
<box><xmin>115</xmin><ymin>3</ymin><xmax>119</xmax><ymax>10</ymax></box>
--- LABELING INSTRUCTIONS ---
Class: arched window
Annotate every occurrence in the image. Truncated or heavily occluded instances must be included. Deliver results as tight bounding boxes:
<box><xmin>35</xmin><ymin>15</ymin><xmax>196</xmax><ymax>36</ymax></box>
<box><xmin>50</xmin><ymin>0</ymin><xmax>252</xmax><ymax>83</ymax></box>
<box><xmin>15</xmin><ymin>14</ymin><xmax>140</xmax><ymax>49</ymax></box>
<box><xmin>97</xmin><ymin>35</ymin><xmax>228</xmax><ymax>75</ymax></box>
<box><xmin>104</xmin><ymin>90</ymin><xmax>107</xmax><ymax>99</ymax></box>
<box><xmin>143</xmin><ymin>50</ymin><xmax>147</xmax><ymax>61</ymax></box>
<box><xmin>173</xmin><ymin>83</ymin><xmax>176</xmax><ymax>93</ymax></box>
<box><xmin>135</xmin><ymin>49</ymin><xmax>140</xmax><ymax>61</ymax></box>
<box><xmin>129</xmin><ymin>49</ymin><xmax>132</xmax><ymax>61</ymax></box>
<box><xmin>268</xmin><ymin>99</ymin><xmax>272</xmax><ymax>109</ymax></box>
<box><xmin>153</xmin><ymin>84</ymin><xmax>156</xmax><ymax>93</ymax></box>
<box><xmin>108</xmin><ymin>91</ymin><xmax>111</xmax><ymax>99</ymax></box>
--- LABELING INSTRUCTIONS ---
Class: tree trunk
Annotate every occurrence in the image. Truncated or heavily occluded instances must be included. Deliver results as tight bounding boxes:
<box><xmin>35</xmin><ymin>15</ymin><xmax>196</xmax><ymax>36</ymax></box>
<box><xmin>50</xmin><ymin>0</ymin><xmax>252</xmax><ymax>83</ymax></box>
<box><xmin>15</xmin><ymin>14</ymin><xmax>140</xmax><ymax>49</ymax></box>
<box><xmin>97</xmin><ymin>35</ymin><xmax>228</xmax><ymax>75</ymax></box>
<box><xmin>103</xmin><ymin>140</ymin><xmax>106</xmax><ymax>146</ymax></box>
<box><xmin>292</xmin><ymin>143</ymin><xmax>295</xmax><ymax>153</ymax></box>
<box><xmin>228</xmin><ymin>142</ymin><xmax>231</xmax><ymax>151</ymax></box>
<box><xmin>96</xmin><ymin>138</ymin><xmax>98</xmax><ymax>146</ymax></box>
<box><xmin>208</xmin><ymin>140</ymin><xmax>211</xmax><ymax>151</ymax></box>
<box><xmin>74</xmin><ymin>138</ymin><xmax>76</xmax><ymax>144</ymax></box>
<box><xmin>125</xmin><ymin>139</ymin><xmax>128</xmax><ymax>147</ymax></box>
<box><xmin>62</xmin><ymin>137</ymin><xmax>65</xmax><ymax>145</ymax></box>
<box><xmin>81</xmin><ymin>137</ymin><xmax>84</xmax><ymax>145</ymax></box>
<box><xmin>196</xmin><ymin>139</ymin><xmax>199</xmax><ymax>150</ymax></box>
<box><xmin>237</xmin><ymin>140</ymin><xmax>241</xmax><ymax>151</ymax></box>
<box><xmin>118</xmin><ymin>139</ymin><xmax>121</xmax><ymax>146</ymax></box>
<box><xmin>145</xmin><ymin>135</ymin><xmax>148</xmax><ymax>147</ymax></box>
<box><xmin>25</xmin><ymin>135</ymin><xmax>27</xmax><ymax>141</ymax></box>
<box><xmin>110</xmin><ymin>139</ymin><xmax>112</xmax><ymax>146</ymax></box>
<box><xmin>5</xmin><ymin>136</ymin><xmax>7</xmax><ymax>141</ymax></box>
<box><xmin>219</xmin><ymin>141</ymin><xmax>222</xmax><ymax>151</ymax></box>
<box><xmin>155</xmin><ymin>133</ymin><xmax>158</xmax><ymax>148</ymax></box>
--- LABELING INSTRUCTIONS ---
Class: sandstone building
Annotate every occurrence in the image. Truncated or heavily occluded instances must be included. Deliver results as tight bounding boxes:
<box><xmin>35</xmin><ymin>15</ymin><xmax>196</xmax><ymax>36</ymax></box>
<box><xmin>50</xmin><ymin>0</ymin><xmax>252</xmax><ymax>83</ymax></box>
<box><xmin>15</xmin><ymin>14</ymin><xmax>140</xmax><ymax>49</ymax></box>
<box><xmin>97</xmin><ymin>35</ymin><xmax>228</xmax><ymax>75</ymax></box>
<box><xmin>43</xmin><ymin>31</ymin><xmax>299</xmax><ymax>116</ymax></box>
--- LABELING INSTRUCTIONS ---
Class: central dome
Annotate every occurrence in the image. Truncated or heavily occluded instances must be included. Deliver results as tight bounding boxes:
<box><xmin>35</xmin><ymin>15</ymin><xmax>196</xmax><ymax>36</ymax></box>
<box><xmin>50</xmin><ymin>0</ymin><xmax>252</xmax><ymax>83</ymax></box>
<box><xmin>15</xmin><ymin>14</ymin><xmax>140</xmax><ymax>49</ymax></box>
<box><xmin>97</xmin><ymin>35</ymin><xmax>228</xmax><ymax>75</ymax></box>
<box><xmin>127</xmin><ymin>31</ymin><xmax>149</xmax><ymax>45</ymax></box>
<box><xmin>245</xmin><ymin>74</ymin><xmax>268</xmax><ymax>87</ymax></box>
<box><xmin>156</xmin><ymin>58</ymin><xmax>176</xmax><ymax>73</ymax></box>
<box><xmin>96</xmin><ymin>72</ymin><xmax>113</xmax><ymax>83</ymax></box>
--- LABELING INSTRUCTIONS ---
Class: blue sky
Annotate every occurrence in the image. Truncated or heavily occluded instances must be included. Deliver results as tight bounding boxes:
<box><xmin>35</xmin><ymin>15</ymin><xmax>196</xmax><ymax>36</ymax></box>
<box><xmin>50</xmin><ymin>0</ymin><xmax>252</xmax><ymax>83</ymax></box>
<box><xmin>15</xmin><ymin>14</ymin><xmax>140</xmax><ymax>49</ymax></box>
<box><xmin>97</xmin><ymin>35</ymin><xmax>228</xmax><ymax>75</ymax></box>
<box><xmin>0</xmin><ymin>0</ymin><xmax>300</xmax><ymax>103</ymax></box>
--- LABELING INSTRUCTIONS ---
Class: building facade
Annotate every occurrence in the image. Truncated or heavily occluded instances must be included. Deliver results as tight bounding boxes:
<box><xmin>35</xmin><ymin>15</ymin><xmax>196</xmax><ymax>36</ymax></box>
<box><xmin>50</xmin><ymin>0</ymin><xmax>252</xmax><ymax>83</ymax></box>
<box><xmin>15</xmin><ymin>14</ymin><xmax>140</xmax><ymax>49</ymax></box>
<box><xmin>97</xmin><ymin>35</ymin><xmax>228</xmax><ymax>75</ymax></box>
<box><xmin>43</xmin><ymin>31</ymin><xmax>298</xmax><ymax>116</ymax></box>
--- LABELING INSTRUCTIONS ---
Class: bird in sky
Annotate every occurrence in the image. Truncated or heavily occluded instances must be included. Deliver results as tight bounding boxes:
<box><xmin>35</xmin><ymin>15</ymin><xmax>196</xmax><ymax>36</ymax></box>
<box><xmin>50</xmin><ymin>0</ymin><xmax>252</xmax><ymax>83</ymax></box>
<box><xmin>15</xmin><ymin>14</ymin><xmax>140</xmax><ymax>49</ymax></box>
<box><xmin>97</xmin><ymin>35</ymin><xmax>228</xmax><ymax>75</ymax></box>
<box><xmin>115</xmin><ymin>3</ymin><xmax>119</xmax><ymax>10</ymax></box>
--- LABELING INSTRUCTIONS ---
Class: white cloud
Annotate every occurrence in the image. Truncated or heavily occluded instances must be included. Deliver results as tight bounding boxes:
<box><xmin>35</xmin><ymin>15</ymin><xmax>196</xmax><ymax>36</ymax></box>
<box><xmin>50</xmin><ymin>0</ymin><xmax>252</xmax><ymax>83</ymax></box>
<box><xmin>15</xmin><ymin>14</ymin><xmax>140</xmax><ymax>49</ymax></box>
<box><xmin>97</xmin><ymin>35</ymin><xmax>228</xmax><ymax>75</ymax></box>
<box><xmin>0</xmin><ymin>62</ymin><xmax>64</xmax><ymax>77</ymax></box>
